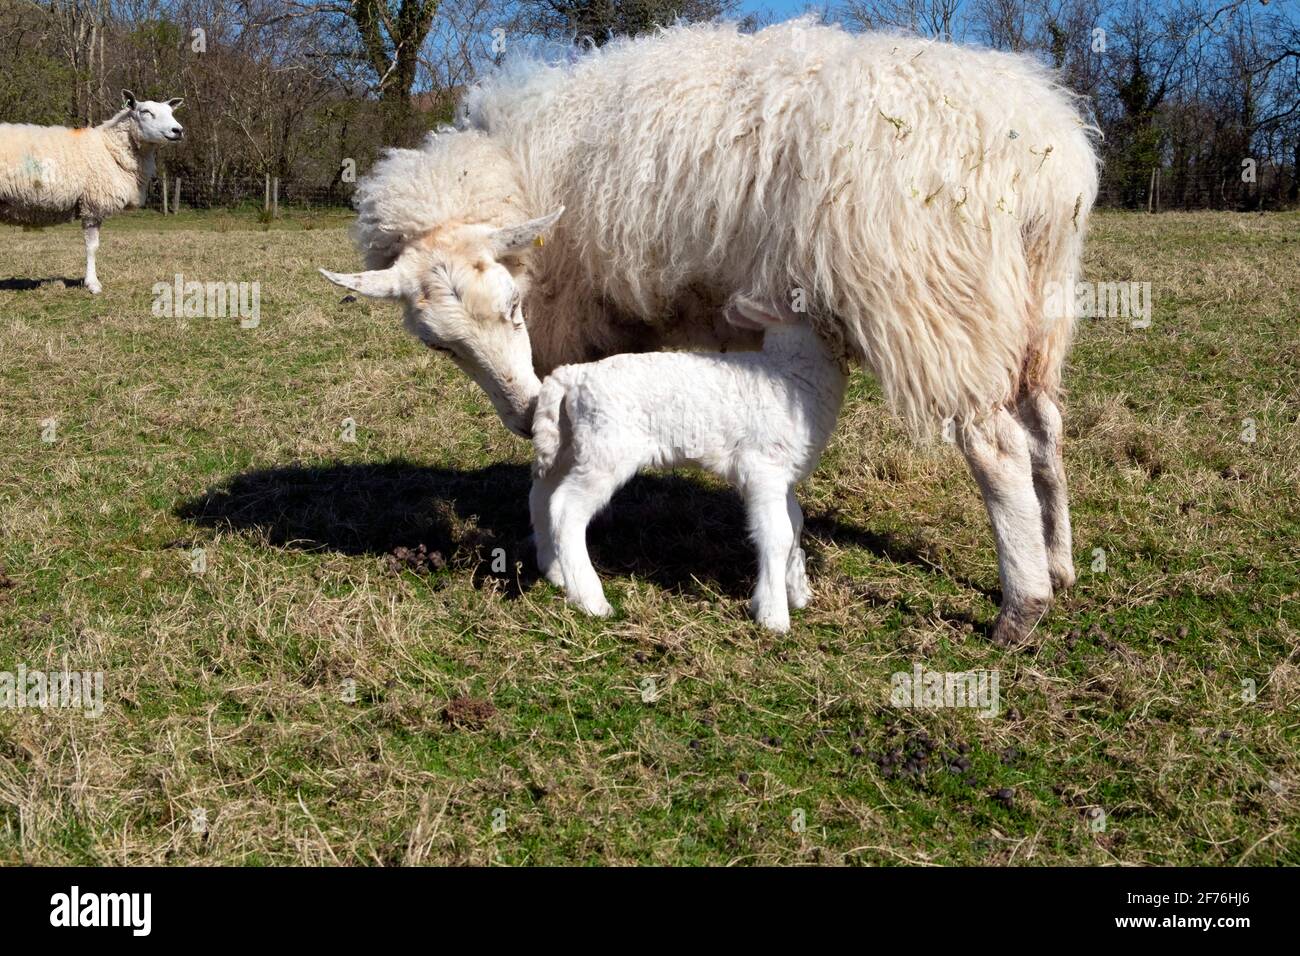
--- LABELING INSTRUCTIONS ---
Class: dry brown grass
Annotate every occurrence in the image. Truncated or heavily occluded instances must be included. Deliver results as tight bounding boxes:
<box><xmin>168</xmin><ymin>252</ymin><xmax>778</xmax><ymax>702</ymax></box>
<box><xmin>0</xmin><ymin>208</ymin><xmax>1296</xmax><ymax>865</ymax></box>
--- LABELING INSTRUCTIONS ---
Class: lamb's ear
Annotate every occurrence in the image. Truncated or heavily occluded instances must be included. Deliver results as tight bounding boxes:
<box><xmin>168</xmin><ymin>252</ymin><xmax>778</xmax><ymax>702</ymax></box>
<box><xmin>318</xmin><ymin>266</ymin><xmax>404</xmax><ymax>300</ymax></box>
<box><xmin>725</xmin><ymin>295</ymin><xmax>799</xmax><ymax>330</ymax></box>
<box><xmin>167</xmin><ymin>98</ymin><xmax>184</xmax><ymax>109</ymax></box>
<box><xmin>489</xmin><ymin>207</ymin><xmax>565</xmax><ymax>257</ymax></box>
<box><xmin>122</xmin><ymin>90</ymin><xmax>137</xmax><ymax>109</ymax></box>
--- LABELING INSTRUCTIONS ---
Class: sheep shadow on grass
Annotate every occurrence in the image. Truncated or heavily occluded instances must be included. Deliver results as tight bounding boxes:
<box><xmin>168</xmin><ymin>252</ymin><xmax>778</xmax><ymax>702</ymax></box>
<box><xmin>0</xmin><ymin>276</ymin><xmax>88</xmax><ymax>291</ymax></box>
<box><xmin>175</xmin><ymin>459</ymin><xmax>961</xmax><ymax>606</ymax></box>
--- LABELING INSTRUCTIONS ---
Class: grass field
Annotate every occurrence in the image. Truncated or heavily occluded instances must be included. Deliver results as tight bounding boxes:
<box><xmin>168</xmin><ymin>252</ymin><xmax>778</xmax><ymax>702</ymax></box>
<box><xmin>0</xmin><ymin>208</ymin><xmax>1297</xmax><ymax>865</ymax></box>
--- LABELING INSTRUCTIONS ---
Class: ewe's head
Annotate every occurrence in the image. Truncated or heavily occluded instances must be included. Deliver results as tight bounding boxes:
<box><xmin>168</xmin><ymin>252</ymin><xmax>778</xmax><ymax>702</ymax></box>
<box><xmin>320</xmin><ymin>208</ymin><xmax>563</xmax><ymax>439</ymax></box>
<box><xmin>122</xmin><ymin>90</ymin><xmax>184</xmax><ymax>144</ymax></box>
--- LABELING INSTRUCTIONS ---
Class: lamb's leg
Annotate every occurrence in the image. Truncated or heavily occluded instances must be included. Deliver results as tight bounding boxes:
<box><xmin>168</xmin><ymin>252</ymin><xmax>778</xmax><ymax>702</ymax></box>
<box><xmin>746</xmin><ymin>483</ymin><xmax>795</xmax><ymax>633</ymax></box>
<box><xmin>959</xmin><ymin>409</ymin><xmax>1053</xmax><ymax>645</ymax></box>
<box><xmin>550</xmin><ymin>471</ymin><xmax>624</xmax><ymax>618</ymax></box>
<box><xmin>529</xmin><ymin>470</ymin><xmax>564</xmax><ymax>587</ymax></box>
<box><xmin>82</xmin><ymin>218</ymin><xmax>102</xmax><ymax>294</ymax></box>
<box><xmin>1016</xmin><ymin>392</ymin><xmax>1076</xmax><ymax>593</ymax></box>
<box><xmin>785</xmin><ymin>490</ymin><xmax>811</xmax><ymax>610</ymax></box>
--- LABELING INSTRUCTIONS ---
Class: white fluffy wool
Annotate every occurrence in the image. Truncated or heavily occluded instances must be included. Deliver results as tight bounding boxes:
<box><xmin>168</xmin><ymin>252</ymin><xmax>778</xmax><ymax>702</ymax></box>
<box><xmin>354</xmin><ymin>19</ymin><xmax>1098</xmax><ymax>431</ymax></box>
<box><xmin>0</xmin><ymin>110</ymin><xmax>156</xmax><ymax>226</ymax></box>
<box><xmin>350</xmin><ymin>130</ymin><xmax>531</xmax><ymax>270</ymax></box>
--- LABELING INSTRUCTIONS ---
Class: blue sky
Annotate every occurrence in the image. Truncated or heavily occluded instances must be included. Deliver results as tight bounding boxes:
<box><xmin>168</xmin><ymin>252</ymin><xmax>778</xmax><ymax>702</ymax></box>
<box><xmin>739</xmin><ymin>0</ymin><xmax>816</xmax><ymax>21</ymax></box>
<box><xmin>737</xmin><ymin>0</ymin><xmax>1300</xmax><ymax>27</ymax></box>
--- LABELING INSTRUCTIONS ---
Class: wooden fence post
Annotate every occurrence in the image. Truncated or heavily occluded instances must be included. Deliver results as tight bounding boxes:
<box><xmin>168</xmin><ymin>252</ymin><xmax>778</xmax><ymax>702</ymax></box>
<box><xmin>173</xmin><ymin>177</ymin><xmax>182</xmax><ymax>215</ymax></box>
<box><xmin>264</xmin><ymin>173</ymin><xmax>270</xmax><ymax>213</ymax></box>
<box><xmin>273</xmin><ymin>177</ymin><xmax>279</xmax><ymax>218</ymax></box>
<box><xmin>161</xmin><ymin>172</ymin><xmax>169</xmax><ymax>215</ymax></box>
<box><xmin>1147</xmin><ymin>168</ymin><xmax>1156</xmax><ymax>214</ymax></box>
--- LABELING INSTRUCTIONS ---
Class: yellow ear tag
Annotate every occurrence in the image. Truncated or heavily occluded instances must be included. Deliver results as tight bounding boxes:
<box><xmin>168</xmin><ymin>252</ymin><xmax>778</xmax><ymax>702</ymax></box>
<box><xmin>534</xmin><ymin>235</ymin><xmax>545</xmax><ymax>248</ymax></box>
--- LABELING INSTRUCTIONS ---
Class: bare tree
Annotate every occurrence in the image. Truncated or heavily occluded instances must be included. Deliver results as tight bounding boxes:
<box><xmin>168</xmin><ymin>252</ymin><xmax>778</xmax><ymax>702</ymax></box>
<box><xmin>286</xmin><ymin>0</ymin><xmax>440</xmax><ymax>142</ymax></box>
<box><xmin>4</xmin><ymin>0</ymin><xmax>1294</xmax><ymax>208</ymax></box>
<box><xmin>837</xmin><ymin>0</ymin><xmax>965</xmax><ymax>40</ymax></box>
<box><xmin>45</xmin><ymin>0</ymin><xmax>111</xmax><ymax>122</ymax></box>
<box><xmin>509</xmin><ymin>0</ymin><xmax>737</xmax><ymax>47</ymax></box>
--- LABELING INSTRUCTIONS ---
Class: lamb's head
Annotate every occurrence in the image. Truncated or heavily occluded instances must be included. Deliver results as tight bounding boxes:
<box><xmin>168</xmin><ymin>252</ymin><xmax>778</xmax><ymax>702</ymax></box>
<box><xmin>122</xmin><ymin>90</ymin><xmax>184</xmax><ymax>144</ymax></box>
<box><xmin>320</xmin><ymin>208</ymin><xmax>563</xmax><ymax>439</ymax></box>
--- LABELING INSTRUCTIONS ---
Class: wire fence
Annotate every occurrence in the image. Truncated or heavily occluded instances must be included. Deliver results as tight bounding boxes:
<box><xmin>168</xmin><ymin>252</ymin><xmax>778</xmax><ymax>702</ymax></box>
<box><xmin>1097</xmin><ymin>165</ymin><xmax>1297</xmax><ymax>212</ymax></box>
<box><xmin>146</xmin><ymin>166</ymin><xmax>1297</xmax><ymax>217</ymax></box>
<box><xmin>147</xmin><ymin>172</ymin><xmax>356</xmax><ymax>214</ymax></box>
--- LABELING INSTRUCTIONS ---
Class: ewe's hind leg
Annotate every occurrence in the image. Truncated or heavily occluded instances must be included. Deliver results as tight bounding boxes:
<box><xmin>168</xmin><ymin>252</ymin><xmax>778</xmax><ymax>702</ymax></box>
<box><xmin>1016</xmin><ymin>392</ymin><xmax>1076</xmax><ymax>593</ymax></box>
<box><xmin>82</xmin><ymin>218</ymin><xmax>102</xmax><ymax>294</ymax></box>
<box><xmin>745</xmin><ymin>484</ymin><xmax>796</xmax><ymax>633</ymax></box>
<box><xmin>785</xmin><ymin>490</ymin><xmax>811</xmax><ymax>610</ymax></box>
<box><xmin>550</xmin><ymin>469</ymin><xmax>629</xmax><ymax>618</ymax></box>
<box><xmin>959</xmin><ymin>409</ymin><xmax>1053</xmax><ymax>645</ymax></box>
<box><xmin>529</xmin><ymin>471</ymin><xmax>564</xmax><ymax>587</ymax></box>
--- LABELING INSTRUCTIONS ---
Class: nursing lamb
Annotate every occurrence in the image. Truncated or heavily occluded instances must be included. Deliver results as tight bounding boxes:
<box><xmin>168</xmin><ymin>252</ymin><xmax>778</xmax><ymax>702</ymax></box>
<box><xmin>530</xmin><ymin>302</ymin><xmax>846</xmax><ymax>632</ymax></box>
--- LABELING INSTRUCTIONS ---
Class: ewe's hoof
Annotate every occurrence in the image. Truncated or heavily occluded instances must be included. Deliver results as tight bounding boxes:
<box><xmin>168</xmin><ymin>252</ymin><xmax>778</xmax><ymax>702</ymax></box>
<box><xmin>86</xmin><ymin>282</ymin><xmax>102</xmax><ymax>295</ymax></box>
<box><xmin>541</xmin><ymin>564</ymin><xmax>565</xmax><ymax>588</ymax></box>
<box><xmin>990</xmin><ymin>597</ymin><xmax>1050</xmax><ymax>646</ymax></box>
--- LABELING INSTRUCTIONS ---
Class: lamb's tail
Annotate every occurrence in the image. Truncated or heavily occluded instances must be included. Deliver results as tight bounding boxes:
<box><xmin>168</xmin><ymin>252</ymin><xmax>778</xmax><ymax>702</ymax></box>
<box><xmin>531</xmin><ymin>372</ymin><xmax>570</xmax><ymax>478</ymax></box>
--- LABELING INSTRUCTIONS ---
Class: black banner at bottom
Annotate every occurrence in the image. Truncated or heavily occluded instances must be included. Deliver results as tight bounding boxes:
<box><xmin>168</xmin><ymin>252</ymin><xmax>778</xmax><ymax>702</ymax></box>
<box><xmin>0</xmin><ymin>865</ymin><xmax>1281</xmax><ymax>941</ymax></box>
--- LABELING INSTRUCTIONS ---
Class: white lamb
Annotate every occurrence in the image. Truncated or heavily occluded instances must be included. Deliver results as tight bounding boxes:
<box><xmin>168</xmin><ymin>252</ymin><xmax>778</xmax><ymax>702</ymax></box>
<box><xmin>530</xmin><ymin>301</ymin><xmax>846</xmax><ymax>632</ymax></box>
<box><xmin>0</xmin><ymin>91</ymin><xmax>184</xmax><ymax>293</ymax></box>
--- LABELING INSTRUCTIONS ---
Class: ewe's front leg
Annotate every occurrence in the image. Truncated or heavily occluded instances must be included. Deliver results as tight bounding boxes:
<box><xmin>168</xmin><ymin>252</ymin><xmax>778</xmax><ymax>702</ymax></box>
<box><xmin>959</xmin><ymin>410</ymin><xmax>1053</xmax><ymax>645</ymax></box>
<box><xmin>746</xmin><ymin>487</ymin><xmax>795</xmax><ymax>633</ymax></box>
<box><xmin>82</xmin><ymin>218</ymin><xmax>102</xmax><ymax>294</ymax></box>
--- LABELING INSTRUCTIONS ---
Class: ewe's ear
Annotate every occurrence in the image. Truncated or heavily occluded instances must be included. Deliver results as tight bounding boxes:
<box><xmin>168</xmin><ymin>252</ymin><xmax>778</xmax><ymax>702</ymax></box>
<box><xmin>168</xmin><ymin>98</ymin><xmax>184</xmax><ymax>109</ymax></box>
<box><xmin>318</xmin><ymin>266</ymin><xmax>404</xmax><ymax>300</ymax></box>
<box><xmin>122</xmin><ymin>90</ymin><xmax>137</xmax><ymax>109</ymax></box>
<box><xmin>489</xmin><ymin>207</ymin><xmax>564</xmax><ymax>257</ymax></box>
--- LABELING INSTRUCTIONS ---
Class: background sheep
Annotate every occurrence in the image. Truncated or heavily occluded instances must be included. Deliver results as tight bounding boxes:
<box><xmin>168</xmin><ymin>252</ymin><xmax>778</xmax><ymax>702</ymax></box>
<box><xmin>0</xmin><ymin>91</ymin><xmax>184</xmax><ymax>293</ymax></box>
<box><xmin>320</xmin><ymin>20</ymin><xmax>1099</xmax><ymax>643</ymax></box>
<box><xmin>531</xmin><ymin>301</ymin><xmax>846</xmax><ymax>632</ymax></box>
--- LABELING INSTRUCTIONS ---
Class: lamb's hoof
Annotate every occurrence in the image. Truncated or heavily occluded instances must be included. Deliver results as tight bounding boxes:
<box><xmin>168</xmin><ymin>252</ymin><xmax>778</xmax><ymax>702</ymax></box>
<box><xmin>1049</xmin><ymin>561</ymin><xmax>1077</xmax><ymax>593</ymax></box>
<box><xmin>86</xmin><ymin>281</ymin><xmax>102</xmax><ymax>295</ymax></box>
<box><xmin>541</xmin><ymin>563</ymin><xmax>565</xmax><ymax>588</ymax></box>
<box><xmin>786</xmin><ymin>551</ymin><xmax>811</xmax><ymax>609</ymax></box>
<box><xmin>990</xmin><ymin>597</ymin><xmax>1050</xmax><ymax>646</ymax></box>
<box><xmin>788</xmin><ymin>571</ymin><xmax>812</xmax><ymax>610</ymax></box>
<box><xmin>571</xmin><ymin>595</ymin><xmax>613</xmax><ymax>618</ymax></box>
<box><xmin>750</xmin><ymin>601</ymin><xmax>791</xmax><ymax>634</ymax></box>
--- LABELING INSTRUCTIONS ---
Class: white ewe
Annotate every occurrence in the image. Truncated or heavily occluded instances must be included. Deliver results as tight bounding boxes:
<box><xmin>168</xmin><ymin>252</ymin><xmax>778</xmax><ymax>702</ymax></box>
<box><xmin>320</xmin><ymin>20</ymin><xmax>1099</xmax><ymax>643</ymax></box>
<box><xmin>0</xmin><ymin>91</ymin><xmax>184</xmax><ymax>293</ymax></box>
<box><xmin>530</xmin><ymin>299</ymin><xmax>846</xmax><ymax>632</ymax></box>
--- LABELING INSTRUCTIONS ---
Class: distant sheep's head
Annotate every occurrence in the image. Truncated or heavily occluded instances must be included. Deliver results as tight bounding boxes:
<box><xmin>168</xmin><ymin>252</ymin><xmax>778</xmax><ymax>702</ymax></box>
<box><xmin>320</xmin><ymin>208</ymin><xmax>564</xmax><ymax>439</ymax></box>
<box><xmin>122</xmin><ymin>90</ymin><xmax>184</xmax><ymax>144</ymax></box>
